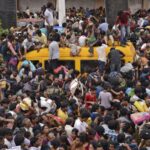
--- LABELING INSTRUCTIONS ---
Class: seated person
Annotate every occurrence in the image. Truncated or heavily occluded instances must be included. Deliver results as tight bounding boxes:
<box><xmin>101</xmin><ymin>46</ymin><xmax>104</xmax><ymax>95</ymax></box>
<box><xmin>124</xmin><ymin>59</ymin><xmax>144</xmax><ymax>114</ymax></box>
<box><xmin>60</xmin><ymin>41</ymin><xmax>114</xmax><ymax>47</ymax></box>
<box><xmin>34</xmin><ymin>30</ymin><xmax>47</xmax><ymax>49</ymax></box>
<box><xmin>66</xmin><ymin>35</ymin><xmax>81</xmax><ymax>56</ymax></box>
<box><xmin>22</xmin><ymin>34</ymin><xmax>35</xmax><ymax>53</ymax></box>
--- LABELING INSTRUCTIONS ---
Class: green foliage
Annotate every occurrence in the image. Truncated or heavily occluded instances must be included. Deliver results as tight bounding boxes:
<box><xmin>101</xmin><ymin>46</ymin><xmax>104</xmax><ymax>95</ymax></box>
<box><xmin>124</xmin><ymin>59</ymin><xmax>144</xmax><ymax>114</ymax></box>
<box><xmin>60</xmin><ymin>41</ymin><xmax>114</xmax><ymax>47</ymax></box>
<box><xmin>0</xmin><ymin>20</ymin><xmax>8</xmax><ymax>36</ymax></box>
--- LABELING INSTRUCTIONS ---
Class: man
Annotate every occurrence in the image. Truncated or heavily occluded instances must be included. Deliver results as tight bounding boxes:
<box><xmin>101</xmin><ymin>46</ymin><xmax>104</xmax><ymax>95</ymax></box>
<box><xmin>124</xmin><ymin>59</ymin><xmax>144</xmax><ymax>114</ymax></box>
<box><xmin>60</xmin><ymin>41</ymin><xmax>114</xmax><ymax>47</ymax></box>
<box><xmin>115</xmin><ymin>10</ymin><xmax>131</xmax><ymax>46</ymax></box>
<box><xmin>22</xmin><ymin>34</ymin><xmax>35</xmax><ymax>53</ymax></box>
<box><xmin>34</xmin><ymin>30</ymin><xmax>47</xmax><ymax>49</ymax></box>
<box><xmin>44</xmin><ymin>2</ymin><xmax>54</xmax><ymax>37</ymax></box>
<box><xmin>108</xmin><ymin>48</ymin><xmax>124</xmax><ymax>72</ymax></box>
<box><xmin>48</xmin><ymin>37</ymin><xmax>59</xmax><ymax>73</ymax></box>
<box><xmin>74</xmin><ymin>110</ymin><xmax>90</xmax><ymax>133</ymax></box>
<box><xmin>96</xmin><ymin>42</ymin><xmax>108</xmax><ymax>74</ymax></box>
<box><xmin>98</xmin><ymin>18</ymin><xmax>109</xmax><ymax>33</ymax></box>
<box><xmin>29</xmin><ymin>137</ymin><xmax>41</xmax><ymax>150</ymax></box>
<box><xmin>98</xmin><ymin>85</ymin><xmax>112</xmax><ymax>110</ymax></box>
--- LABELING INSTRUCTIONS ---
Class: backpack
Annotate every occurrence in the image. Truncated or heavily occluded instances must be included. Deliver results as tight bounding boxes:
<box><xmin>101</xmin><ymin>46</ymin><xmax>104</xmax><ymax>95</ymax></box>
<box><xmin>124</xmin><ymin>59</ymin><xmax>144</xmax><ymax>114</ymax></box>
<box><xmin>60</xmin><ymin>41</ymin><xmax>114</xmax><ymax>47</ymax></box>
<box><xmin>108</xmin><ymin>72</ymin><xmax>122</xmax><ymax>86</ymax></box>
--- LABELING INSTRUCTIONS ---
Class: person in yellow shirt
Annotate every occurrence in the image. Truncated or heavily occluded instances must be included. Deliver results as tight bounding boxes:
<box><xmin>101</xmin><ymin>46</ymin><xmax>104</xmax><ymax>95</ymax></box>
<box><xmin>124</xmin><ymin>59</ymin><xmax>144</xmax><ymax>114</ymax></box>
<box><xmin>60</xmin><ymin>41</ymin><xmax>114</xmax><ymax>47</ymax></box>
<box><xmin>34</xmin><ymin>30</ymin><xmax>47</xmax><ymax>49</ymax></box>
<box><xmin>57</xmin><ymin>102</ymin><xmax>68</xmax><ymax>121</ymax></box>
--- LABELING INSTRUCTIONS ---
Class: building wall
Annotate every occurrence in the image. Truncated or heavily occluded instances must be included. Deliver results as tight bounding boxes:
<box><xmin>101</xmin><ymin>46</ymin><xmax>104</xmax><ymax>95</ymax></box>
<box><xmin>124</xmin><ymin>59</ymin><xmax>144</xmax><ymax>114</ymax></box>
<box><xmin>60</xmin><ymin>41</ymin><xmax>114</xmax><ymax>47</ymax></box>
<box><xmin>18</xmin><ymin>0</ymin><xmax>104</xmax><ymax>12</ymax></box>
<box><xmin>128</xmin><ymin>0</ymin><xmax>143</xmax><ymax>13</ymax></box>
<box><xmin>143</xmin><ymin>0</ymin><xmax>150</xmax><ymax>10</ymax></box>
<box><xmin>66</xmin><ymin>0</ymin><xmax>104</xmax><ymax>9</ymax></box>
<box><xmin>18</xmin><ymin>0</ymin><xmax>150</xmax><ymax>13</ymax></box>
<box><xmin>18</xmin><ymin>0</ymin><xmax>55</xmax><ymax>12</ymax></box>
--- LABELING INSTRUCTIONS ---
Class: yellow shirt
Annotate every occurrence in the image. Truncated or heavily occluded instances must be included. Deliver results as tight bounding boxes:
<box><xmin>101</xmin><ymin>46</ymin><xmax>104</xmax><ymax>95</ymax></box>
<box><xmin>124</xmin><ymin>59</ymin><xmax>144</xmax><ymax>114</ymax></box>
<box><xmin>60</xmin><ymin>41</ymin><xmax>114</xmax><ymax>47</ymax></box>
<box><xmin>57</xmin><ymin>108</ymin><xmax>68</xmax><ymax>121</ymax></box>
<box><xmin>35</xmin><ymin>33</ymin><xmax>47</xmax><ymax>48</ymax></box>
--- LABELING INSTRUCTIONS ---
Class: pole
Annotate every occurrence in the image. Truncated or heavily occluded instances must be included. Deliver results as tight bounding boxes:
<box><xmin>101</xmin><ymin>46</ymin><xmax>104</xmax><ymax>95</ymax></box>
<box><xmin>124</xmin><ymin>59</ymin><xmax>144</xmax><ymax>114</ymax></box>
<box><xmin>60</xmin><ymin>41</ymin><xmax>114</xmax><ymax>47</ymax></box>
<box><xmin>57</xmin><ymin>0</ymin><xmax>66</xmax><ymax>26</ymax></box>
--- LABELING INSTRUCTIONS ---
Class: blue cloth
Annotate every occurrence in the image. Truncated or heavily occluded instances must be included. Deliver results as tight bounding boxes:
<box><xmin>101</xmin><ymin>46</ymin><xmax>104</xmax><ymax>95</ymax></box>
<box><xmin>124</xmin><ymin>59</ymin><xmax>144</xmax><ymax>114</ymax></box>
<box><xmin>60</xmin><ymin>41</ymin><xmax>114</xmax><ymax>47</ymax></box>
<box><xmin>21</xmin><ymin>60</ymin><xmax>36</xmax><ymax>72</ymax></box>
<box><xmin>53</xmin><ymin>26</ymin><xmax>64</xmax><ymax>34</ymax></box>
<box><xmin>40</xmin><ymin>28</ymin><xmax>48</xmax><ymax>36</ymax></box>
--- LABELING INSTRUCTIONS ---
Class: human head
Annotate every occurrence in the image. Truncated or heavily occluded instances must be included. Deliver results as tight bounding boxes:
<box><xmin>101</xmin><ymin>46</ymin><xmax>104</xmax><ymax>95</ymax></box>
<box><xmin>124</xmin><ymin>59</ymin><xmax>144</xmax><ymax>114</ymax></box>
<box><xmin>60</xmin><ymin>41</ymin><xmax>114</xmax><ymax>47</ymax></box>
<box><xmin>117</xmin><ymin>133</ymin><xmax>125</xmax><ymax>143</ymax></box>
<box><xmin>47</xmin><ymin>2</ymin><xmax>53</xmax><ymax>9</ymax></box>
<box><xmin>36</xmin><ymin>30</ymin><xmax>42</xmax><ymax>37</ymax></box>
<box><xmin>71</xmin><ymin>128</ymin><xmax>78</xmax><ymax>140</ymax></box>
<box><xmin>80</xmin><ymin>110</ymin><xmax>90</xmax><ymax>122</ymax></box>
<box><xmin>22</xmin><ymin>118</ymin><xmax>31</xmax><ymax>128</ymax></box>
<box><xmin>4</xmin><ymin>128</ymin><xmax>13</xmax><ymax>141</ymax></box>
<box><xmin>14</xmin><ymin>133</ymin><xmax>24</xmax><ymax>146</ymax></box>
<box><xmin>42</xmin><ymin>125</ymin><xmax>50</xmax><ymax>135</ymax></box>
<box><xmin>30</xmin><ymin>137</ymin><xmax>41</xmax><ymax>147</ymax></box>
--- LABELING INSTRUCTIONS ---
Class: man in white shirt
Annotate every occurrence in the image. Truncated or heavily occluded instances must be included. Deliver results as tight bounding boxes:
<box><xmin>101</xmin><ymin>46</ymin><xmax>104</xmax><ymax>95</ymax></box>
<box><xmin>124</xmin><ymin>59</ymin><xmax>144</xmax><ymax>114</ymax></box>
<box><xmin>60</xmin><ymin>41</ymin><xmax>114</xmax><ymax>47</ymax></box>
<box><xmin>44</xmin><ymin>2</ymin><xmax>54</xmax><ymax>37</ymax></box>
<box><xmin>98</xmin><ymin>19</ymin><xmax>108</xmax><ymax>33</ymax></box>
<box><xmin>96</xmin><ymin>43</ymin><xmax>108</xmax><ymax>74</ymax></box>
<box><xmin>22</xmin><ymin>34</ymin><xmax>35</xmax><ymax>53</ymax></box>
<box><xmin>4</xmin><ymin>129</ymin><xmax>15</xmax><ymax>149</ymax></box>
<box><xmin>98</xmin><ymin>86</ymin><xmax>112</xmax><ymax>109</ymax></box>
<box><xmin>49</xmin><ymin>37</ymin><xmax>60</xmax><ymax>73</ymax></box>
<box><xmin>74</xmin><ymin>111</ymin><xmax>90</xmax><ymax>133</ymax></box>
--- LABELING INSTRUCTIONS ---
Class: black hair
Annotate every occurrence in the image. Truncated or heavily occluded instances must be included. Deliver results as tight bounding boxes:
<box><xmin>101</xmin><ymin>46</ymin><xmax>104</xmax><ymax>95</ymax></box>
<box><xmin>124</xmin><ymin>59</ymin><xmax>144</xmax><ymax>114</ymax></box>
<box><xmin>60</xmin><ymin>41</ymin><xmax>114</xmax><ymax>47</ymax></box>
<box><xmin>41</xmin><ymin>145</ymin><xmax>50</xmax><ymax>150</ymax></box>
<box><xmin>4</xmin><ymin>128</ymin><xmax>13</xmax><ymax>136</ymax></box>
<box><xmin>61</xmin><ymin>101</ymin><xmax>68</xmax><ymax>108</ymax></box>
<box><xmin>96</xmin><ymin>126</ymin><xmax>105</xmax><ymax>136</ymax></box>
<box><xmin>9</xmin><ymin>103</ymin><xmax>17</xmax><ymax>111</ymax></box>
<box><xmin>108</xmin><ymin>120</ymin><xmax>119</xmax><ymax>130</ymax></box>
<box><xmin>30</xmin><ymin>137</ymin><xmax>38</xmax><ymax>146</ymax></box>
<box><xmin>72</xmin><ymin>128</ymin><xmax>78</xmax><ymax>135</ymax></box>
<box><xmin>79</xmin><ymin>132</ymin><xmax>88</xmax><ymax>143</ymax></box>
<box><xmin>91</xmin><ymin>104</ymin><xmax>99</xmax><ymax>113</ymax></box>
<box><xmin>7</xmin><ymin>34</ymin><xmax>15</xmax><ymax>42</ymax></box>
<box><xmin>117</xmin><ymin>133</ymin><xmax>125</xmax><ymax>143</ymax></box>
<box><xmin>34</xmin><ymin>24</ymin><xmax>39</xmax><ymax>28</ymax></box>
<box><xmin>99</xmin><ymin>139</ymin><xmax>109</xmax><ymax>150</ymax></box>
<box><xmin>80</xmin><ymin>111</ymin><xmax>90</xmax><ymax>119</ymax></box>
<box><xmin>14</xmin><ymin>133</ymin><xmax>24</xmax><ymax>146</ymax></box>
<box><xmin>47</xmin><ymin>2</ymin><xmax>53</xmax><ymax>9</ymax></box>
<box><xmin>36</xmin><ymin>30</ymin><xmax>42</xmax><ymax>36</ymax></box>
<box><xmin>65</xmin><ymin>118</ymin><xmax>73</xmax><ymax>125</ymax></box>
<box><xmin>103</xmin><ymin>115</ymin><xmax>112</xmax><ymax>124</ymax></box>
<box><xmin>51</xmin><ymin>139</ymin><xmax>60</xmax><ymax>149</ymax></box>
<box><xmin>120</xmin><ymin>108</ymin><xmax>128</xmax><ymax>116</ymax></box>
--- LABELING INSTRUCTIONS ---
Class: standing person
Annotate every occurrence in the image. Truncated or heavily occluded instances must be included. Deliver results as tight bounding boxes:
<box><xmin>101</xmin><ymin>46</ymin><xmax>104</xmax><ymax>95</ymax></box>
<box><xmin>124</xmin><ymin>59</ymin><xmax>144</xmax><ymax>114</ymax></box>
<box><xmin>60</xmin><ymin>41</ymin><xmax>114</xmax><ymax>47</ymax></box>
<box><xmin>96</xmin><ymin>42</ymin><xmax>108</xmax><ymax>74</ymax></box>
<box><xmin>48</xmin><ymin>37</ymin><xmax>60</xmax><ymax>73</ymax></box>
<box><xmin>108</xmin><ymin>48</ymin><xmax>124</xmax><ymax>72</ymax></box>
<box><xmin>44</xmin><ymin>2</ymin><xmax>54</xmax><ymax>37</ymax></box>
<box><xmin>115</xmin><ymin>10</ymin><xmax>131</xmax><ymax>46</ymax></box>
<box><xmin>98</xmin><ymin>85</ymin><xmax>112</xmax><ymax>110</ymax></box>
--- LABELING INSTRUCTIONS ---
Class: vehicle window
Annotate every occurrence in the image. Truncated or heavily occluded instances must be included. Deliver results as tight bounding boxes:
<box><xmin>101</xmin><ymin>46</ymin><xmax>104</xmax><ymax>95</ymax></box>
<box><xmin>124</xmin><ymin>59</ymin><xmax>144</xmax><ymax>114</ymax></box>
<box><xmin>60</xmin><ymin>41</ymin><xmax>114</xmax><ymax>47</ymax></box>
<box><xmin>81</xmin><ymin>60</ymin><xmax>98</xmax><ymax>73</ymax></box>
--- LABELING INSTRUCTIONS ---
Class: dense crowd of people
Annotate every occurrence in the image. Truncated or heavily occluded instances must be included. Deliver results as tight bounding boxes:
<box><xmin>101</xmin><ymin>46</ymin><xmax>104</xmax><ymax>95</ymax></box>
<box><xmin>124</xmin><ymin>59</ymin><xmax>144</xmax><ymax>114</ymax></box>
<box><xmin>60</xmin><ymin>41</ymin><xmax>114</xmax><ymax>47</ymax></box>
<box><xmin>0</xmin><ymin>2</ymin><xmax>150</xmax><ymax>150</ymax></box>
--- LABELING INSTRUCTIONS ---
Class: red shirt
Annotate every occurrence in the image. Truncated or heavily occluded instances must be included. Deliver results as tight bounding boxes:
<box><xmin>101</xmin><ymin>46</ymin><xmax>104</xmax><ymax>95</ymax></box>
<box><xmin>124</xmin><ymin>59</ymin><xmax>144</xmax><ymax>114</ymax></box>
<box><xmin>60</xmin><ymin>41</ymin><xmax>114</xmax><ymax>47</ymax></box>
<box><xmin>85</xmin><ymin>92</ymin><xmax>96</xmax><ymax>108</ymax></box>
<box><xmin>116</xmin><ymin>11</ymin><xmax>130</xmax><ymax>26</ymax></box>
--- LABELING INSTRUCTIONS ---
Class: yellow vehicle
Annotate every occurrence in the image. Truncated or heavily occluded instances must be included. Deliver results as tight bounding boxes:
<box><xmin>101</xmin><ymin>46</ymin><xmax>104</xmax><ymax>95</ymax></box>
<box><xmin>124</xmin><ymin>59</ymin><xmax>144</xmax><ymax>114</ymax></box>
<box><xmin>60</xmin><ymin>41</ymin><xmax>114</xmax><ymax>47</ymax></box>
<box><xmin>18</xmin><ymin>42</ymin><xmax>136</xmax><ymax>72</ymax></box>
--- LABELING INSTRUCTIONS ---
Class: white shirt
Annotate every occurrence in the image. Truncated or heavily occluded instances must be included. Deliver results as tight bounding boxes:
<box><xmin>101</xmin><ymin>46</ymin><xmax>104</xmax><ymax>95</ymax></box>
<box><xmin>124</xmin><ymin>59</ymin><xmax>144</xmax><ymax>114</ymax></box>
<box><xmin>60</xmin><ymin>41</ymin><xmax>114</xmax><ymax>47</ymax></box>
<box><xmin>65</xmin><ymin>125</ymin><xmax>73</xmax><ymax>136</ymax></box>
<box><xmin>78</xmin><ymin>35</ymin><xmax>87</xmax><ymax>47</ymax></box>
<box><xmin>99</xmin><ymin>91</ymin><xmax>112</xmax><ymax>109</ymax></box>
<box><xmin>49</xmin><ymin>41</ymin><xmax>60</xmax><ymax>60</ymax></box>
<box><xmin>40</xmin><ymin>97</ymin><xmax>55</xmax><ymax>114</ymax></box>
<box><xmin>120</xmin><ymin>63</ymin><xmax>133</xmax><ymax>73</ymax></box>
<box><xmin>8</xmin><ymin>146</ymin><xmax>21</xmax><ymax>150</ymax></box>
<box><xmin>74</xmin><ymin>118</ymin><xmax>88</xmax><ymax>133</ymax></box>
<box><xmin>44</xmin><ymin>8</ymin><xmax>54</xmax><ymax>26</ymax></box>
<box><xmin>29</xmin><ymin>147</ymin><xmax>41</xmax><ymax>150</ymax></box>
<box><xmin>4</xmin><ymin>138</ymin><xmax>15</xmax><ymax>149</ymax></box>
<box><xmin>98</xmin><ymin>23</ymin><xmax>108</xmax><ymax>32</ymax></box>
<box><xmin>96</xmin><ymin>44</ymin><xmax>108</xmax><ymax>62</ymax></box>
<box><xmin>22</xmin><ymin>38</ymin><xmax>34</xmax><ymax>51</ymax></box>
